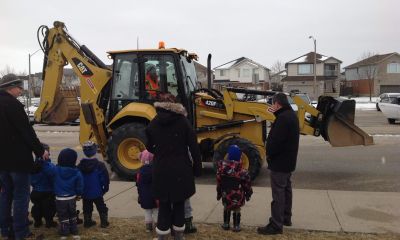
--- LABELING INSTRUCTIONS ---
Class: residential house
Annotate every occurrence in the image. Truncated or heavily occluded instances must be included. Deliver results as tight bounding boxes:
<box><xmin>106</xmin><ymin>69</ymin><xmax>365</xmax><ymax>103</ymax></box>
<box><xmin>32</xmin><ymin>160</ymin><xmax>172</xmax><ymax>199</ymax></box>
<box><xmin>213</xmin><ymin>57</ymin><xmax>270</xmax><ymax>90</ymax></box>
<box><xmin>282</xmin><ymin>52</ymin><xmax>342</xmax><ymax>100</ymax></box>
<box><xmin>344</xmin><ymin>52</ymin><xmax>400</xmax><ymax>96</ymax></box>
<box><xmin>194</xmin><ymin>61</ymin><xmax>209</xmax><ymax>88</ymax></box>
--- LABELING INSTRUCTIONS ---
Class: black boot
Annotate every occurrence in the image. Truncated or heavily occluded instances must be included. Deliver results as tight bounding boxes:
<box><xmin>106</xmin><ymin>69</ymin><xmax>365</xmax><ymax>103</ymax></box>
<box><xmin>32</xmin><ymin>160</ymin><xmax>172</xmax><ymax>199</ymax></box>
<box><xmin>83</xmin><ymin>213</ymin><xmax>96</xmax><ymax>228</ymax></box>
<box><xmin>45</xmin><ymin>219</ymin><xmax>58</xmax><ymax>228</ymax></box>
<box><xmin>33</xmin><ymin>218</ymin><xmax>43</xmax><ymax>228</ymax></box>
<box><xmin>232</xmin><ymin>212</ymin><xmax>241</xmax><ymax>232</ymax></box>
<box><xmin>100</xmin><ymin>212</ymin><xmax>110</xmax><ymax>228</ymax></box>
<box><xmin>184</xmin><ymin>216</ymin><xmax>197</xmax><ymax>234</ymax></box>
<box><xmin>221</xmin><ymin>210</ymin><xmax>230</xmax><ymax>230</ymax></box>
<box><xmin>76</xmin><ymin>210</ymin><xmax>83</xmax><ymax>225</ymax></box>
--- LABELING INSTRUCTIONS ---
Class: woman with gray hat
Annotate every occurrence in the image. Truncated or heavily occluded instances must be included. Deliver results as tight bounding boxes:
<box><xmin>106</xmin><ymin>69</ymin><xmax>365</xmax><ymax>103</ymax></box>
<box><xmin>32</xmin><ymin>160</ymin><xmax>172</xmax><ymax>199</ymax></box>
<box><xmin>0</xmin><ymin>74</ymin><xmax>49</xmax><ymax>240</ymax></box>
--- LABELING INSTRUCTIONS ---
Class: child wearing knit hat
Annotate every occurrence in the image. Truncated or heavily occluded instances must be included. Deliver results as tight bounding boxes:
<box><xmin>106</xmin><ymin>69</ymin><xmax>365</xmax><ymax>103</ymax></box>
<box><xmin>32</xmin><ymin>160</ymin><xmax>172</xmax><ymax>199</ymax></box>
<box><xmin>41</xmin><ymin>148</ymin><xmax>83</xmax><ymax>239</ymax></box>
<box><xmin>30</xmin><ymin>143</ymin><xmax>57</xmax><ymax>228</ymax></box>
<box><xmin>136</xmin><ymin>150</ymin><xmax>158</xmax><ymax>232</ymax></box>
<box><xmin>216</xmin><ymin>145</ymin><xmax>253</xmax><ymax>232</ymax></box>
<box><xmin>77</xmin><ymin>141</ymin><xmax>110</xmax><ymax>228</ymax></box>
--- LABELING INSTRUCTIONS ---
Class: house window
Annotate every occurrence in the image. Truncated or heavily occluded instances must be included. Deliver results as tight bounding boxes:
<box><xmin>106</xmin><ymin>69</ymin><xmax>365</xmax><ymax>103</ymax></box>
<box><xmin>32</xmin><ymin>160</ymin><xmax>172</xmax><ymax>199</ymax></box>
<box><xmin>387</xmin><ymin>63</ymin><xmax>400</xmax><ymax>73</ymax></box>
<box><xmin>220</xmin><ymin>70</ymin><xmax>225</xmax><ymax>76</ymax></box>
<box><xmin>298</xmin><ymin>64</ymin><xmax>313</xmax><ymax>74</ymax></box>
<box><xmin>242</xmin><ymin>69</ymin><xmax>250</xmax><ymax>77</ymax></box>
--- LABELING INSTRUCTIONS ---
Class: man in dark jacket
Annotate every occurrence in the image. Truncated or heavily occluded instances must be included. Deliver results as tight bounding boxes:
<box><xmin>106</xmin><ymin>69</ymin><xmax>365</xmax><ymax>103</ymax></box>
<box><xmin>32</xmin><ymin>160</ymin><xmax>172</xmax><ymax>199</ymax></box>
<box><xmin>146</xmin><ymin>93</ymin><xmax>202</xmax><ymax>240</ymax></box>
<box><xmin>257</xmin><ymin>92</ymin><xmax>300</xmax><ymax>235</ymax></box>
<box><xmin>0</xmin><ymin>74</ymin><xmax>49</xmax><ymax>240</ymax></box>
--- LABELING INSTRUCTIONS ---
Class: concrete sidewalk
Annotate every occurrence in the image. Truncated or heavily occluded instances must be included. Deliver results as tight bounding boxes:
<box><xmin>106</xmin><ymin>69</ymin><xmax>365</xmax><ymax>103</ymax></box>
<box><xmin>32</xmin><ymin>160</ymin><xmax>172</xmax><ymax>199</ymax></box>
<box><xmin>97</xmin><ymin>181</ymin><xmax>400</xmax><ymax>234</ymax></box>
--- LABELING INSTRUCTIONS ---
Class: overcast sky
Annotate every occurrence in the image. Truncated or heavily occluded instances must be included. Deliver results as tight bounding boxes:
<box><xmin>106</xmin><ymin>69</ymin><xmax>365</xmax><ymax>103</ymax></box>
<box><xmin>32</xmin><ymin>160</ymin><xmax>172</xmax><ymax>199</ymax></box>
<box><xmin>1</xmin><ymin>0</ymin><xmax>399</xmax><ymax>75</ymax></box>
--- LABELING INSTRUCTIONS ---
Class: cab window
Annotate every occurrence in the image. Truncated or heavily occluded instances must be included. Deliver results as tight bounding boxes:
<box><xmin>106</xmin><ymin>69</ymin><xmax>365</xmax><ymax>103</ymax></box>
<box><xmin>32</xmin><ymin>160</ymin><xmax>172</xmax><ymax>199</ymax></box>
<box><xmin>111</xmin><ymin>53</ymin><xmax>139</xmax><ymax>100</ymax></box>
<box><xmin>143</xmin><ymin>55</ymin><xmax>178</xmax><ymax>100</ymax></box>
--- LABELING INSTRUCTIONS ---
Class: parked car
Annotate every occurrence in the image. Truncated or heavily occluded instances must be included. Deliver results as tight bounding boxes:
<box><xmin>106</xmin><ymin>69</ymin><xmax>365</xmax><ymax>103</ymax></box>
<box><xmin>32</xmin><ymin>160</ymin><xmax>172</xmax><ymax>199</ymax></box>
<box><xmin>378</xmin><ymin>95</ymin><xmax>400</xmax><ymax>124</ymax></box>
<box><xmin>28</xmin><ymin>105</ymin><xmax>38</xmax><ymax>122</ymax></box>
<box><xmin>376</xmin><ymin>93</ymin><xmax>400</xmax><ymax>111</ymax></box>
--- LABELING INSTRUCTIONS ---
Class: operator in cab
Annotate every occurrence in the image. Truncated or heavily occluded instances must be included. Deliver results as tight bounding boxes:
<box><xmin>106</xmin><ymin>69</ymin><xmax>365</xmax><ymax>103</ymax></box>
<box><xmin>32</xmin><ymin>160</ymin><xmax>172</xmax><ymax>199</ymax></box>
<box><xmin>145</xmin><ymin>64</ymin><xmax>159</xmax><ymax>98</ymax></box>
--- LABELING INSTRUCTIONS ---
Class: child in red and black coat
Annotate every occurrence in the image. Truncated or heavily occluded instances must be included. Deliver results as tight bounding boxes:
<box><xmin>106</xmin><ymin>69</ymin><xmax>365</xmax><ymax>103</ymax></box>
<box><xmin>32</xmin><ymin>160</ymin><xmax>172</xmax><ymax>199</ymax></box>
<box><xmin>216</xmin><ymin>145</ymin><xmax>253</xmax><ymax>232</ymax></box>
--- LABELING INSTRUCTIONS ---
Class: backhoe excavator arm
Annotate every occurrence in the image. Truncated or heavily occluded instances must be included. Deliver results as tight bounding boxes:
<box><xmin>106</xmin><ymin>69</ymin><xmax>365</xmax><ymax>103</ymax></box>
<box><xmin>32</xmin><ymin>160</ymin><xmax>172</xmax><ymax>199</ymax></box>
<box><xmin>35</xmin><ymin>21</ymin><xmax>112</xmax><ymax>156</ymax></box>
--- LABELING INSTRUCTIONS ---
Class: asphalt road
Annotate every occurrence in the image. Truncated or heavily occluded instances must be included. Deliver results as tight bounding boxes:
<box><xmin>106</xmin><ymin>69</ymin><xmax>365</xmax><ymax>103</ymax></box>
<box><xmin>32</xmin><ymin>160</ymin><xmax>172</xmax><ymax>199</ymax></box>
<box><xmin>34</xmin><ymin>109</ymin><xmax>400</xmax><ymax>192</ymax></box>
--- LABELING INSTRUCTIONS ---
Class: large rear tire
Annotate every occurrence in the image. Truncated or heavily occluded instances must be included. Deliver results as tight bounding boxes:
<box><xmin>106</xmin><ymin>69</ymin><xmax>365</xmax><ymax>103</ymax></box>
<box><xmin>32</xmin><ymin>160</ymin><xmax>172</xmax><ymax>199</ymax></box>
<box><xmin>388</xmin><ymin>118</ymin><xmax>396</xmax><ymax>124</ymax></box>
<box><xmin>213</xmin><ymin>137</ymin><xmax>261</xmax><ymax>181</ymax></box>
<box><xmin>107</xmin><ymin>123</ymin><xmax>147</xmax><ymax>180</ymax></box>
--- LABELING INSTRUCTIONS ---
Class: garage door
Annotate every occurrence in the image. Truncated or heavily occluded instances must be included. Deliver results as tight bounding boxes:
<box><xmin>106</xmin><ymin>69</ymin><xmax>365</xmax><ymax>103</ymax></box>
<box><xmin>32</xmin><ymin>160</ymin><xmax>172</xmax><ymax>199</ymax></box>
<box><xmin>380</xmin><ymin>85</ymin><xmax>400</xmax><ymax>94</ymax></box>
<box><xmin>287</xmin><ymin>85</ymin><xmax>312</xmax><ymax>94</ymax></box>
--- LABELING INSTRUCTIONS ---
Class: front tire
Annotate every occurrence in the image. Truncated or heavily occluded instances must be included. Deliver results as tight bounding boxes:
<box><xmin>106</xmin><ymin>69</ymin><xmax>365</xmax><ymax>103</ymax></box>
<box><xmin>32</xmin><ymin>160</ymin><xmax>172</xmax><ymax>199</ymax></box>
<box><xmin>107</xmin><ymin>123</ymin><xmax>147</xmax><ymax>180</ymax></box>
<box><xmin>213</xmin><ymin>137</ymin><xmax>261</xmax><ymax>181</ymax></box>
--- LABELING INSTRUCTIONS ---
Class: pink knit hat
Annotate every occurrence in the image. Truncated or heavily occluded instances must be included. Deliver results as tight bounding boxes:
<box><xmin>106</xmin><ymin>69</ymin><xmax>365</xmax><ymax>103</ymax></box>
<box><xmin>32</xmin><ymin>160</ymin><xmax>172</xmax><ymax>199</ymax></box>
<box><xmin>139</xmin><ymin>150</ymin><xmax>154</xmax><ymax>165</ymax></box>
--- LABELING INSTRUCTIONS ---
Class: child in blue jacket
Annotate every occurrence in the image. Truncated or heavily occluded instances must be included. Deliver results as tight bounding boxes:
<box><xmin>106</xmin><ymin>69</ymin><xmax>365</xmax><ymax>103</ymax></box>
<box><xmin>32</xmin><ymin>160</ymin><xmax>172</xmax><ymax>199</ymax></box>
<box><xmin>41</xmin><ymin>148</ymin><xmax>83</xmax><ymax>238</ymax></box>
<box><xmin>77</xmin><ymin>141</ymin><xmax>110</xmax><ymax>228</ymax></box>
<box><xmin>30</xmin><ymin>143</ymin><xmax>57</xmax><ymax>228</ymax></box>
<box><xmin>136</xmin><ymin>150</ymin><xmax>158</xmax><ymax>232</ymax></box>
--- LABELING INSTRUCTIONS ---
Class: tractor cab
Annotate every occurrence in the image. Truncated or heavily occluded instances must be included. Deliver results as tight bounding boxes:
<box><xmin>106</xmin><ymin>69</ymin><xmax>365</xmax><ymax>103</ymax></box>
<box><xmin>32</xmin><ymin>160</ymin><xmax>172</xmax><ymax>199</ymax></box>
<box><xmin>106</xmin><ymin>46</ymin><xmax>199</xmax><ymax>125</ymax></box>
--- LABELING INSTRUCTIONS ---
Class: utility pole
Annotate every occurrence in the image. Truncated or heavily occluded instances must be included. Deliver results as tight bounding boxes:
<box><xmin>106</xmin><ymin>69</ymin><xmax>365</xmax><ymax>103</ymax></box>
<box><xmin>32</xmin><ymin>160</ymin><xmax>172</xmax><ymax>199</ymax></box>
<box><xmin>28</xmin><ymin>49</ymin><xmax>41</xmax><ymax>106</ymax></box>
<box><xmin>309</xmin><ymin>36</ymin><xmax>317</xmax><ymax>100</ymax></box>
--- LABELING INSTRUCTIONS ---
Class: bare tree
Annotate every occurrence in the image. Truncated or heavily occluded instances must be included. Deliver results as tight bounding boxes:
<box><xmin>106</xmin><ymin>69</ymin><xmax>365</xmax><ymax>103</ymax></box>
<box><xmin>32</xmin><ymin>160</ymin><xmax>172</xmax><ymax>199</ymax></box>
<box><xmin>269</xmin><ymin>60</ymin><xmax>285</xmax><ymax>91</ymax></box>
<box><xmin>0</xmin><ymin>65</ymin><xmax>16</xmax><ymax>77</ymax></box>
<box><xmin>270</xmin><ymin>60</ymin><xmax>284</xmax><ymax>74</ymax></box>
<box><xmin>357</xmin><ymin>52</ymin><xmax>378</xmax><ymax>101</ymax></box>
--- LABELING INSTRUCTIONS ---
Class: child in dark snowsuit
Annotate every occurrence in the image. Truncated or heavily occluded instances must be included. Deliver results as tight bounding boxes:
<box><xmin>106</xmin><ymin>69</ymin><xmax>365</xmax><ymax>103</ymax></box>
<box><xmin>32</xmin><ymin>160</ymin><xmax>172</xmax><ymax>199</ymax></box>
<box><xmin>216</xmin><ymin>145</ymin><xmax>253</xmax><ymax>232</ymax></box>
<box><xmin>41</xmin><ymin>148</ymin><xmax>83</xmax><ymax>239</ymax></box>
<box><xmin>77</xmin><ymin>141</ymin><xmax>110</xmax><ymax>228</ymax></box>
<box><xmin>30</xmin><ymin>143</ymin><xmax>57</xmax><ymax>228</ymax></box>
<box><xmin>136</xmin><ymin>150</ymin><xmax>158</xmax><ymax>232</ymax></box>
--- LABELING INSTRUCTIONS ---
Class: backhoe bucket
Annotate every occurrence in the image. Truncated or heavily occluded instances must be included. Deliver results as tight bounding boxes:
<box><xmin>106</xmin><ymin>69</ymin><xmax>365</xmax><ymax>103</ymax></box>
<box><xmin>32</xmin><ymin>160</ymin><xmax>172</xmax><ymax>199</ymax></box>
<box><xmin>44</xmin><ymin>88</ymin><xmax>80</xmax><ymax>124</ymax></box>
<box><xmin>317</xmin><ymin>96</ymin><xmax>373</xmax><ymax>147</ymax></box>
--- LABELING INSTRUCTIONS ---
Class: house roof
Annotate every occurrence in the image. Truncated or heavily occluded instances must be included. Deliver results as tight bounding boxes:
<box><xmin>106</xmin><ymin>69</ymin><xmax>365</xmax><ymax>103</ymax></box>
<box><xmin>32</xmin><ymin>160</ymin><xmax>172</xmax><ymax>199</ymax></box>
<box><xmin>214</xmin><ymin>57</ymin><xmax>270</xmax><ymax>70</ymax></box>
<box><xmin>194</xmin><ymin>61</ymin><xmax>208</xmax><ymax>71</ymax></box>
<box><xmin>285</xmin><ymin>52</ymin><xmax>342</xmax><ymax>67</ymax></box>
<box><xmin>344</xmin><ymin>52</ymin><xmax>399</xmax><ymax>69</ymax></box>
<box><xmin>281</xmin><ymin>76</ymin><xmax>337</xmax><ymax>82</ymax></box>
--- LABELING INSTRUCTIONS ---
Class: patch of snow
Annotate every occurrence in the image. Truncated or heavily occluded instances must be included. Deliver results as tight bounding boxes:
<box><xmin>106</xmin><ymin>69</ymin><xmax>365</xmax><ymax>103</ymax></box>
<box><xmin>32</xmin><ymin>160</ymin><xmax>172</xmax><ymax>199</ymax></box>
<box><xmin>320</xmin><ymin>56</ymin><xmax>329</xmax><ymax>61</ymax></box>
<box><xmin>356</xmin><ymin>102</ymin><xmax>376</xmax><ymax>110</ymax></box>
<box><xmin>290</xmin><ymin>56</ymin><xmax>308</xmax><ymax>63</ymax></box>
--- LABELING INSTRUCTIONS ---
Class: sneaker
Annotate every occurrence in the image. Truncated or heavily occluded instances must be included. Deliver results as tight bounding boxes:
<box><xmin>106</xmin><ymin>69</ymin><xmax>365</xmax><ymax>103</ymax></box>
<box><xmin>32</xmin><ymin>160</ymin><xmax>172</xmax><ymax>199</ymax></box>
<box><xmin>220</xmin><ymin>223</ymin><xmax>230</xmax><ymax>230</ymax></box>
<box><xmin>257</xmin><ymin>223</ymin><xmax>283</xmax><ymax>235</ymax></box>
<box><xmin>72</xmin><ymin>235</ymin><xmax>81</xmax><ymax>240</ymax></box>
<box><xmin>145</xmin><ymin>223</ymin><xmax>153</xmax><ymax>233</ymax></box>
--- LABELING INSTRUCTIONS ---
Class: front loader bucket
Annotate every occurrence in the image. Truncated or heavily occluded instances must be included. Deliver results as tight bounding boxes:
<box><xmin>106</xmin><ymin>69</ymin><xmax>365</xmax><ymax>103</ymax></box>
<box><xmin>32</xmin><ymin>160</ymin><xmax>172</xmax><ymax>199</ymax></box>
<box><xmin>44</xmin><ymin>88</ymin><xmax>80</xmax><ymax>124</ymax></box>
<box><xmin>317</xmin><ymin>96</ymin><xmax>373</xmax><ymax>147</ymax></box>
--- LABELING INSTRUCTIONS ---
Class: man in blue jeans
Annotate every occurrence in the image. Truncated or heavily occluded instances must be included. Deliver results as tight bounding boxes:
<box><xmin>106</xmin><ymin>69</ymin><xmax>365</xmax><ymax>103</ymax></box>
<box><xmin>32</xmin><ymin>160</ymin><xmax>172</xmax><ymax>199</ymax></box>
<box><xmin>0</xmin><ymin>74</ymin><xmax>49</xmax><ymax>240</ymax></box>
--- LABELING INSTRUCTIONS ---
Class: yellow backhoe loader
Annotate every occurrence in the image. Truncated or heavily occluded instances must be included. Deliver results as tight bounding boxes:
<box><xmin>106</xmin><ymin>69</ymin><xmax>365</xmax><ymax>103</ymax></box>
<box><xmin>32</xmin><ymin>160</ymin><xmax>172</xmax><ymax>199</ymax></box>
<box><xmin>35</xmin><ymin>21</ymin><xmax>373</xmax><ymax>180</ymax></box>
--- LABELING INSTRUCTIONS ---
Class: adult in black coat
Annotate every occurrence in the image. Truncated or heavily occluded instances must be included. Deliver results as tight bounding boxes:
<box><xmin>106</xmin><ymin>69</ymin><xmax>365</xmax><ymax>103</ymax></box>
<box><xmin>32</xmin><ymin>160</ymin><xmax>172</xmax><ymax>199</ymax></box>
<box><xmin>145</xmin><ymin>93</ymin><xmax>201</xmax><ymax>239</ymax></box>
<box><xmin>0</xmin><ymin>74</ymin><xmax>49</xmax><ymax>240</ymax></box>
<box><xmin>258</xmin><ymin>92</ymin><xmax>300</xmax><ymax>235</ymax></box>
